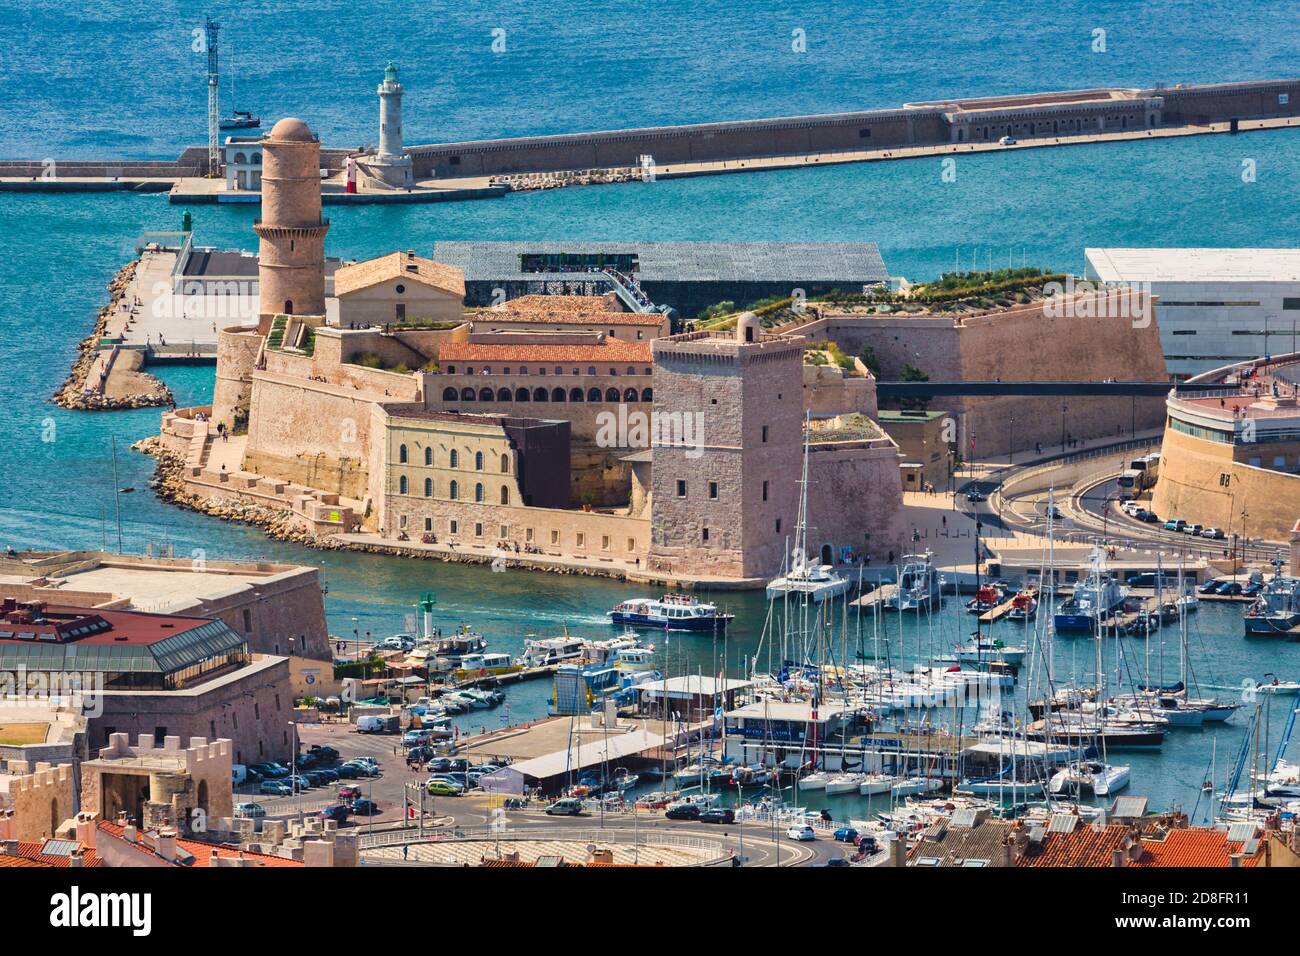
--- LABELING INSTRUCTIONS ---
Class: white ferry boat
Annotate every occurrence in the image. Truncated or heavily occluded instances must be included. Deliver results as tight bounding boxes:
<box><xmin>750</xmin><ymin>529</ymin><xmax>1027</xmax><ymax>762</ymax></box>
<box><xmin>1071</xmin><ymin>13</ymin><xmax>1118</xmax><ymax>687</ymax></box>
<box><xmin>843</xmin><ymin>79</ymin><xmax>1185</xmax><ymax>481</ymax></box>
<box><xmin>608</xmin><ymin>594</ymin><xmax>733</xmax><ymax>631</ymax></box>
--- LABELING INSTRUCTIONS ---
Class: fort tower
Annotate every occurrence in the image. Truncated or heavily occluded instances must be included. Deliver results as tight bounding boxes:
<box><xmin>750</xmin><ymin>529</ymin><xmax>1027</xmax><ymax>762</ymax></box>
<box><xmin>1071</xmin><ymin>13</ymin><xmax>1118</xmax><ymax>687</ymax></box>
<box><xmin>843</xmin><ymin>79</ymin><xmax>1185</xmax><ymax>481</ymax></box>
<box><xmin>255</xmin><ymin>117</ymin><xmax>329</xmax><ymax>333</ymax></box>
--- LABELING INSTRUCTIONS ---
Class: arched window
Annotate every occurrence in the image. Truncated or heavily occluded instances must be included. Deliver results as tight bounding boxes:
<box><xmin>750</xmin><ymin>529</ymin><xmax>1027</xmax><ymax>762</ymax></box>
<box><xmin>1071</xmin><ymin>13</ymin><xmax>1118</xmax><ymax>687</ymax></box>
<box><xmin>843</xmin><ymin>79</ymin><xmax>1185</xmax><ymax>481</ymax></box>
<box><xmin>497</xmin><ymin>387</ymin><xmax>511</xmax><ymax>401</ymax></box>
<box><xmin>501</xmin><ymin>453</ymin><xmax>510</xmax><ymax>473</ymax></box>
<box><xmin>233</xmin><ymin>152</ymin><xmax>247</xmax><ymax>164</ymax></box>
<box><xmin>460</xmin><ymin>387</ymin><xmax>475</xmax><ymax>401</ymax></box>
<box><xmin>551</xmin><ymin>387</ymin><xmax>566</xmax><ymax>402</ymax></box>
<box><xmin>587</xmin><ymin>387</ymin><xmax>602</xmax><ymax>402</ymax></box>
<box><xmin>424</xmin><ymin>477</ymin><xmax>432</xmax><ymax>497</ymax></box>
<box><xmin>252</xmin><ymin>152</ymin><xmax>261</xmax><ymax>165</ymax></box>
<box><xmin>474</xmin><ymin>482</ymin><xmax>485</xmax><ymax>503</ymax></box>
<box><xmin>450</xmin><ymin>449</ymin><xmax>459</xmax><ymax>468</ymax></box>
<box><xmin>533</xmin><ymin>387</ymin><xmax>548</xmax><ymax>402</ymax></box>
<box><xmin>284</xmin><ymin>299</ymin><xmax>293</xmax><ymax>315</ymax></box>
<box><xmin>569</xmin><ymin>387</ymin><xmax>584</xmax><ymax>402</ymax></box>
<box><xmin>474</xmin><ymin>451</ymin><xmax>484</xmax><ymax>471</ymax></box>
<box><xmin>449</xmin><ymin>480</ymin><xmax>459</xmax><ymax>500</ymax></box>
<box><xmin>641</xmin><ymin>387</ymin><xmax>653</xmax><ymax>402</ymax></box>
<box><xmin>442</xmin><ymin>387</ymin><xmax>458</xmax><ymax>401</ymax></box>
<box><xmin>398</xmin><ymin>475</ymin><xmax>408</xmax><ymax>494</ymax></box>
<box><xmin>398</xmin><ymin>444</ymin><xmax>408</xmax><ymax>464</ymax></box>
<box><xmin>605</xmin><ymin>387</ymin><xmax>620</xmax><ymax>402</ymax></box>
<box><xmin>479</xmin><ymin>387</ymin><xmax>493</xmax><ymax>402</ymax></box>
<box><xmin>500</xmin><ymin>486</ymin><xmax>510</xmax><ymax>505</ymax></box>
<box><xmin>515</xmin><ymin>387</ymin><xmax>530</xmax><ymax>402</ymax></box>
<box><xmin>623</xmin><ymin>387</ymin><xmax>638</xmax><ymax>402</ymax></box>
<box><xmin>424</xmin><ymin>447</ymin><xmax>432</xmax><ymax>466</ymax></box>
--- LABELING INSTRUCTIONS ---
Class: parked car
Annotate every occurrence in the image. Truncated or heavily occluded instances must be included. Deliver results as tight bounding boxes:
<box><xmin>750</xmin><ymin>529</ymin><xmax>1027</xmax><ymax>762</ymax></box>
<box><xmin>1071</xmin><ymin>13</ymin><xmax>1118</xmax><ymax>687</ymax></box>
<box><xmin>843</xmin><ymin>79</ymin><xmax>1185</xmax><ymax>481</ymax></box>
<box><xmin>1199</xmin><ymin>579</ymin><xmax>1222</xmax><ymax>594</ymax></box>
<box><xmin>856</xmin><ymin>834</ymin><xmax>879</xmax><ymax>853</ymax></box>
<box><xmin>402</xmin><ymin>730</ymin><xmax>432</xmax><ymax>746</ymax></box>
<box><xmin>833</xmin><ymin>826</ymin><xmax>859</xmax><ymax>843</ymax></box>
<box><xmin>786</xmin><ymin>825</ymin><xmax>817</xmax><ymax>841</ymax></box>
<box><xmin>303</xmin><ymin>771</ymin><xmax>332</xmax><ymax>788</ymax></box>
<box><xmin>1201</xmin><ymin>527</ymin><xmax>1225</xmax><ymax>539</ymax></box>
<box><xmin>1243</xmin><ymin>581</ymin><xmax>1264</xmax><ymax>597</ymax></box>
<box><xmin>312</xmin><ymin>768</ymin><xmax>340</xmax><ymax>784</ymax></box>
<box><xmin>234</xmin><ymin>802</ymin><xmax>266</xmax><ymax>819</ymax></box>
<box><xmin>250</xmin><ymin>762</ymin><xmax>287</xmax><ymax>778</ymax></box>
<box><xmin>318</xmin><ymin>804</ymin><xmax>351</xmax><ymax>823</ymax></box>
<box><xmin>259</xmin><ymin>780</ymin><xmax>292</xmax><ymax>797</ymax></box>
<box><xmin>998</xmin><ymin>135</ymin><xmax>1017</xmax><ymax>145</ymax></box>
<box><xmin>1138</xmin><ymin>510</ymin><xmax>1160</xmax><ymax>523</ymax></box>
<box><xmin>308</xmin><ymin>745</ymin><xmax>340</xmax><ymax>763</ymax></box>
<box><xmin>426</xmin><ymin>779</ymin><xmax>463</xmax><ymax>796</ymax></box>
<box><xmin>664</xmin><ymin>802</ymin><xmax>702</xmax><ymax>821</ymax></box>
<box><xmin>343</xmin><ymin>760</ymin><xmax>380</xmax><ymax>778</ymax></box>
<box><xmin>376</xmin><ymin>635</ymin><xmax>414</xmax><ymax>651</ymax></box>
<box><xmin>1184</xmin><ymin>523</ymin><xmax>1205</xmax><ymax>536</ymax></box>
<box><xmin>546</xmin><ymin>798</ymin><xmax>587</xmax><ymax>816</ymax></box>
<box><xmin>350</xmin><ymin>798</ymin><xmax>380</xmax><ymax>816</ymax></box>
<box><xmin>335</xmin><ymin>763</ymin><xmax>364</xmax><ymax>780</ymax></box>
<box><xmin>1216</xmin><ymin>581</ymin><xmax>1243</xmax><ymax>596</ymax></box>
<box><xmin>284</xmin><ymin>774</ymin><xmax>313</xmax><ymax>791</ymax></box>
<box><xmin>337</xmin><ymin>785</ymin><xmax>362</xmax><ymax>803</ymax></box>
<box><xmin>699</xmin><ymin>807</ymin><xmax>735</xmax><ymax>825</ymax></box>
<box><xmin>1163</xmin><ymin>518</ymin><xmax>1186</xmax><ymax>532</ymax></box>
<box><xmin>965</xmin><ymin>488</ymin><xmax>987</xmax><ymax>502</ymax></box>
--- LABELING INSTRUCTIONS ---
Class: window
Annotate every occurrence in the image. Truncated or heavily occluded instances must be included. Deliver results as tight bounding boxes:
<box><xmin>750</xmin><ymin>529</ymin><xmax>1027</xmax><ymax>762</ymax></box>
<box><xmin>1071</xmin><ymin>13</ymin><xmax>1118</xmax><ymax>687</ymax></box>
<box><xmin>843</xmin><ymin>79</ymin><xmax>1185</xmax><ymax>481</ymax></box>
<box><xmin>500</xmin><ymin>524</ymin><xmax>508</xmax><ymax>538</ymax></box>
<box><xmin>424</xmin><ymin>517</ymin><xmax>432</xmax><ymax>532</ymax></box>
<box><xmin>443</xmin><ymin>387</ymin><xmax>458</xmax><ymax>401</ymax></box>
<box><xmin>501</xmin><ymin>486</ymin><xmax>510</xmax><ymax>505</ymax></box>
<box><xmin>398</xmin><ymin>475</ymin><xmax>408</xmax><ymax>494</ymax></box>
<box><xmin>776</xmin><ymin>518</ymin><xmax>782</xmax><ymax>533</ymax></box>
<box><xmin>526</xmin><ymin>528</ymin><xmax>534</xmax><ymax>542</ymax></box>
<box><xmin>602</xmin><ymin>535</ymin><xmax>610</xmax><ymax>551</ymax></box>
<box><xmin>761</xmin><ymin>425</ymin><xmax>769</xmax><ymax>443</ymax></box>
<box><xmin>501</xmin><ymin>453</ymin><xmax>510</xmax><ymax>472</ymax></box>
<box><xmin>424</xmin><ymin>477</ymin><xmax>432</xmax><ymax>497</ymax></box>
<box><xmin>762</xmin><ymin>480</ymin><xmax>769</xmax><ymax>502</ymax></box>
<box><xmin>154</xmin><ymin>727</ymin><xmax>167</xmax><ymax>747</ymax></box>
<box><xmin>450</xmin><ymin>519</ymin><xmax>459</xmax><ymax>534</ymax></box>
<box><xmin>702</xmin><ymin>527</ymin><xmax>710</xmax><ymax>541</ymax></box>
<box><xmin>475</xmin><ymin>451</ymin><xmax>484</xmax><ymax>471</ymax></box>
<box><xmin>708</xmin><ymin>481</ymin><xmax>718</xmax><ymax>499</ymax></box>
<box><xmin>627</xmin><ymin>537</ymin><xmax>636</xmax><ymax>552</ymax></box>
<box><xmin>676</xmin><ymin>480</ymin><xmax>687</xmax><ymax>497</ymax></box>
<box><xmin>424</xmin><ymin>446</ymin><xmax>432</xmax><ymax>465</ymax></box>
<box><xmin>475</xmin><ymin>522</ymin><xmax>483</xmax><ymax>537</ymax></box>
<box><xmin>242</xmin><ymin>609</ymin><xmax>252</xmax><ymax>632</ymax></box>
<box><xmin>475</xmin><ymin>482</ymin><xmax>485</xmax><ymax>502</ymax></box>
<box><xmin>450</xmin><ymin>449</ymin><xmax>459</xmax><ymax>468</ymax></box>
<box><xmin>1284</xmin><ymin>297</ymin><xmax>1300</xmax><ymax>310</ymax></box>
<box><xmin>551</xmin><ymin>529</ymin><xmax>559</xmax><ymax>545</ymax></box>
<box><xmin>399</xmin><ymin>444</ymin><xmax>408</xmax><ymax>464</ymax></box>
<box><xmin>450</xmin><ymin>480</ymin><xmax>459</xmax><ymax>500</ymax></box>
<box><xmin>576</xmin><ymin>532</ymin><xmax>585</xmax><ymax>548</ymax></box>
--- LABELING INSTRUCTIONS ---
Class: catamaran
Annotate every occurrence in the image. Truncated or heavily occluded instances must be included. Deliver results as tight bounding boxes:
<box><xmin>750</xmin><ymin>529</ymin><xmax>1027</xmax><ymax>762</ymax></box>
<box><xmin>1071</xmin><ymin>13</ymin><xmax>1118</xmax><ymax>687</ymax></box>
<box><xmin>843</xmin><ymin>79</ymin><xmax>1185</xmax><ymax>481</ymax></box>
<box><xmin>1049</xmin><ymin>760</ymin><xmax>1131</xmax><ymax>796</ymax></box>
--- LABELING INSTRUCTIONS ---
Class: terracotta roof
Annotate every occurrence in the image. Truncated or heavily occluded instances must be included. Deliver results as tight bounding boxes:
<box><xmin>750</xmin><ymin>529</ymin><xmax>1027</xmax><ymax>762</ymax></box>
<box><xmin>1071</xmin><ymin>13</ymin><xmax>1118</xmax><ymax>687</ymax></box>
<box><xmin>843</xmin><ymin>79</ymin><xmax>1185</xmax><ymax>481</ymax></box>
<box><xmin>0</xmin><ymin>840</ymin><xmax>101</xmax><ymax>867</ymax></box>
<box><xmin>439</xmin><ymin>340</ymin><xmax>652</xmax><ymax>365</ymax></box>
<box><xmin>480</xmin><ymin>295</ymin><xmax>661</xmax><ymax>326</ymax></box>
<box><xmin>1017</xmin><ymin>822</ymin><xmax>1131</xmax><ymax>868</ymax></box>
<box><xmin>335</xmin><ymin>252</ymin><xmax>465</xmax><ymax>298</ymax></box>
<box><xmin>97</xmin><ymin>822</ymin><xmax>304</xmax><ymax>867</ymax></box>
<box><xmin>1131</xmin><ymin>828</ymin><xmax>1264</xmax><ymax>868</ymax></box>
<box><xmin>1017</xmin><ymin>823</ymin><xmax>1266</xmax><ymax>868</ymax></box>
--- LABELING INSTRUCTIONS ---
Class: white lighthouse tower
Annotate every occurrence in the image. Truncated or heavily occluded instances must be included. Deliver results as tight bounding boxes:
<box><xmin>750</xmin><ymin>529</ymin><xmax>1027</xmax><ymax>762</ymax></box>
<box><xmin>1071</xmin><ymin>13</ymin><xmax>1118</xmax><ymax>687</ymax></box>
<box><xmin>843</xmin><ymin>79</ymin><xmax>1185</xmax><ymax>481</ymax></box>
<box><xmin>363</xmin><ymin>62</ymin><xmax>414</xmax><ymax>188</ymax></box>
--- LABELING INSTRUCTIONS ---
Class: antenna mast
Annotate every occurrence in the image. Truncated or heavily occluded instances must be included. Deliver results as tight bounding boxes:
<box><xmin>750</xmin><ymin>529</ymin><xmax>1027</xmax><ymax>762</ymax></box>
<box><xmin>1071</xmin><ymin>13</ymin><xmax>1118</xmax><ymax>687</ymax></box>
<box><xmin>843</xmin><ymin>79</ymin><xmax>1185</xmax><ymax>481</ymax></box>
<box><xmin>206</xmin><ymin>18</ymin><xmax>220</xmax><ymax>176</ymax></box>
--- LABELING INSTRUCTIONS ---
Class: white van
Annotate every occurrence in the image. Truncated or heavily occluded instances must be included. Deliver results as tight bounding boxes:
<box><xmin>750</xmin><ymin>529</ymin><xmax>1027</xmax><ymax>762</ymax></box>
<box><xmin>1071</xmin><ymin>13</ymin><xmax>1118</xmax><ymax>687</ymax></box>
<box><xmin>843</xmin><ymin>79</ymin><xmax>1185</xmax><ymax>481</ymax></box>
<box><xmin>356</xmin><ymin>715</ymin><xmax>387</xmax><ymax>734</ymax></box>
<box><xmin>232</xmin><ymin>764</ymin><xmax>249</xmax><ymax>786</ymax></box>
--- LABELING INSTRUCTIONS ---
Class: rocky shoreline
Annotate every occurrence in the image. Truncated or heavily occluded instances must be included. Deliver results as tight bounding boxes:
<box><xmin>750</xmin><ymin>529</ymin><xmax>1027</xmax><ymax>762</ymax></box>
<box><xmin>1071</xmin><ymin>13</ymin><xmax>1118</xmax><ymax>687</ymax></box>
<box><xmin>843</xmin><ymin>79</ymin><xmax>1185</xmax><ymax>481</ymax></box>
<box><xmin>132</xmin><ymin>436</ymin><xmax>633</xmax><ymax>581</ymax></box>
<box><xmin>54</xmin><ymin>260</ymin><xmax>174</xmax><ymax>411</ymax></box>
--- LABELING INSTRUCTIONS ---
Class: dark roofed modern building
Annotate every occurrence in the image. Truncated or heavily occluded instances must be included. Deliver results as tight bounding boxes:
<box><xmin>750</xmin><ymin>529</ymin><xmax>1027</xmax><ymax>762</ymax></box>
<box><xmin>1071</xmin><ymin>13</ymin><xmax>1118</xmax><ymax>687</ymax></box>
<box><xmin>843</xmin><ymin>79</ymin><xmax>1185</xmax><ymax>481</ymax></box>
<box><xmin>432</xmin><ymin>241</ymin><xmax>889</xmax><ymax>317</ymax></box>
<box><xmin>0</xmin><ymin>598</ymin><xmax>292</xmax><ymax>766</ymax></box>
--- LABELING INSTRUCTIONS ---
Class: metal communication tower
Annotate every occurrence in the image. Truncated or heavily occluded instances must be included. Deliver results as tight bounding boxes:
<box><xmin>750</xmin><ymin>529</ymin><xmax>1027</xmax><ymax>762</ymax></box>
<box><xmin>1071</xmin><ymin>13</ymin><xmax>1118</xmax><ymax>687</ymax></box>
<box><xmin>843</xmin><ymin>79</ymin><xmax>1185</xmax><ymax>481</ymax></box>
<box><xmin>206</xmin><ymin>18</ymin><xmax>220</xmax><ymax>176</ymax></box>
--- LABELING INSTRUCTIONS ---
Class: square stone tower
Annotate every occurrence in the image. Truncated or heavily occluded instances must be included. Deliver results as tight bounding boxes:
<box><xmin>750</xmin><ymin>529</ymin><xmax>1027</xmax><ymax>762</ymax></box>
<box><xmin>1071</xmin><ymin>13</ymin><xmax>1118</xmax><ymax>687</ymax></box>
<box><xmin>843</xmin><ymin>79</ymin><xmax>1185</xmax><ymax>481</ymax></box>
<box><xmin>649</xmin><ymin>314</ymin><xmax>804</xmax><ymax>580</ymax></box>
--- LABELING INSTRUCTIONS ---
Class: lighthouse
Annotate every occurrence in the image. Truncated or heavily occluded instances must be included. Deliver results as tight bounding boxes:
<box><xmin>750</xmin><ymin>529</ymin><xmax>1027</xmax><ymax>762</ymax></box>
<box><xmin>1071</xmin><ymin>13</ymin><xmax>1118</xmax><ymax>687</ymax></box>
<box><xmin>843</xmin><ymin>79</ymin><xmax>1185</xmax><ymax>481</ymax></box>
<box><xmin>365</xmin><ymin>62</ymin><xmax>414</xmax><ymax>188</ymax></box>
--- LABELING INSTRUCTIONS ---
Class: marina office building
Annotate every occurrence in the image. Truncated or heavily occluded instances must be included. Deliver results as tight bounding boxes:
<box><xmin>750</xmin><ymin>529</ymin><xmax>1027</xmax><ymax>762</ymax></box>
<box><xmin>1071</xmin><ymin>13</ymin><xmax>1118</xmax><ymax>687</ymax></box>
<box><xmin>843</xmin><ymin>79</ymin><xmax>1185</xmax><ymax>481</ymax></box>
<box><xmin>1085</xmin><ymin>247</ymin><xmax>1300</xmax><ymax>377</ymax></box>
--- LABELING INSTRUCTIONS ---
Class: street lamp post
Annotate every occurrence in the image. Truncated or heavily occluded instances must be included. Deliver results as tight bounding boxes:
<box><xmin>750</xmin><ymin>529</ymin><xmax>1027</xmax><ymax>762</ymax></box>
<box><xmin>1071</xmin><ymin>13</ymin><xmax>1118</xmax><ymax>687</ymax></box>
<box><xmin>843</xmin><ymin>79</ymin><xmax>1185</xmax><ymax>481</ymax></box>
<box><xmin>1060</xmin><ymin>404</ymin><xmax>1068</xmax><ymax>451</ymax></box>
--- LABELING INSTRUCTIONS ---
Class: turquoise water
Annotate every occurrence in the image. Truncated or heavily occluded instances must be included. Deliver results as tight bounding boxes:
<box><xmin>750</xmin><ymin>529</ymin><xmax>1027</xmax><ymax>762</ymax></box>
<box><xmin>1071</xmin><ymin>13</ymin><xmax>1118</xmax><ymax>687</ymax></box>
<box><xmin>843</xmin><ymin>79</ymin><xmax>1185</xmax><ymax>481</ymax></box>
<box><xmin>1</xmin><ymin>3</ymin><xmax>1298</xmax><ymax>814</ymax></box>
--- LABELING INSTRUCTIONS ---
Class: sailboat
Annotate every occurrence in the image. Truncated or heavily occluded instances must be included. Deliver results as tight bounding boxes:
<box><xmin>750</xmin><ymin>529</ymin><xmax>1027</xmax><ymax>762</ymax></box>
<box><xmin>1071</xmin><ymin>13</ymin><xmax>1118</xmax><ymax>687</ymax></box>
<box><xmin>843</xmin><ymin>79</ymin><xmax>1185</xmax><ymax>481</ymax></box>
<box><xmin>1049</xmin><ymin>760</ymin><xmax>1130</xmax><ymax>796</ymax></box>
<box><xmin>766</xmin><ymin>413</ymin><xmax>849</xmax><ymax>602</ymax></box>
<box><xmin>220</xmin><ymin>48</ymin><xmax>260</xmax><ymax>129</ymax></box>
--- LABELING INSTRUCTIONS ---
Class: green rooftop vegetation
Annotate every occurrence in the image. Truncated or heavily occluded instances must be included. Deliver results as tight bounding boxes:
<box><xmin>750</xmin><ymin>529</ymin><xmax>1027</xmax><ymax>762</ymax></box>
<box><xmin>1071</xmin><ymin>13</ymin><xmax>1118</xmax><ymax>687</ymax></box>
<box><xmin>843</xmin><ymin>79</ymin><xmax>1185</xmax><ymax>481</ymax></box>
<box><xmin>815</xmin><ymin>268</ymin><xmax>1068</xmax><ymax>314</ymax></box>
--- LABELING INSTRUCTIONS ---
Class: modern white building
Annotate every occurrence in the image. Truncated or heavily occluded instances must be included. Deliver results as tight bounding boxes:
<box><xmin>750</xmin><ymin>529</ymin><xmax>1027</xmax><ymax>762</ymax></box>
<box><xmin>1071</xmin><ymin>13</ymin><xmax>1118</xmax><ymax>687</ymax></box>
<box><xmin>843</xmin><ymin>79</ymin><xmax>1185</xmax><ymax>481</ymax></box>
<box><xmin>1085</xmin><ymin>248</ymin><xmax>1300</xmax><ymax>377</ymax></box>
<box><xmin>223</xmin><ymin>135</ymin><xmax>263</xmax><ymax>194</ymax></box>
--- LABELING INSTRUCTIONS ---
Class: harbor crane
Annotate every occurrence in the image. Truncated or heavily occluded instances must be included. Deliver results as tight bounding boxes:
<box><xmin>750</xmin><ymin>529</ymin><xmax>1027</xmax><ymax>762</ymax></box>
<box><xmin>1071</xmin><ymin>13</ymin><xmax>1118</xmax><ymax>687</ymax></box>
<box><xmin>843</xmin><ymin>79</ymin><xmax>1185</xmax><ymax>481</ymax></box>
<box><xmin>205</xmin><ymin>18</ymin><xmax>220</xmax><ymax>176</ymax></box>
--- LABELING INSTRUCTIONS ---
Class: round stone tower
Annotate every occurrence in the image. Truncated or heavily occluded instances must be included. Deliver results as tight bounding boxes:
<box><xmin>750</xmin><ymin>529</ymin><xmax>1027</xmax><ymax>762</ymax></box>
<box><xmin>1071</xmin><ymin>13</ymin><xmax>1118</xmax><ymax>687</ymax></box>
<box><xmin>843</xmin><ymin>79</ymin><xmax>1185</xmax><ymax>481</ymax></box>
<box><xmin>255</xmin><ymin>117</ymin><xmax>329</xmax><ymax>333</ymax></box>
<box><xmin>365</xmin><ymin>63</ymin><xmax>414</xmax><ymax>188</ymax></box>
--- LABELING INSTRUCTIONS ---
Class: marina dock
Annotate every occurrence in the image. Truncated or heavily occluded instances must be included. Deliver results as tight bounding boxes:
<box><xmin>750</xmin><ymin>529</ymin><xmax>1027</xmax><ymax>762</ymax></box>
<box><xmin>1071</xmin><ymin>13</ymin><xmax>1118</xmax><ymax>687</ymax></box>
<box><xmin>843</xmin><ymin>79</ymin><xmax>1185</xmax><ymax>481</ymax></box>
<box><xmin>979</xmin><ymin>587</ymin><xmax>1038</xmax><ymax>624</ymax></box>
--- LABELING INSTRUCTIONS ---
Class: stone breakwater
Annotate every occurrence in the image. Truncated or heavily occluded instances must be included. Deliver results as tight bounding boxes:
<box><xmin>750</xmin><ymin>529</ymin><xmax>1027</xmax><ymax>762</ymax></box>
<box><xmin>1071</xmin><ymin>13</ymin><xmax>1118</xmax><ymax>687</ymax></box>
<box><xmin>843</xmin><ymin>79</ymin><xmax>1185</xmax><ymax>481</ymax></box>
<box><xmin>133</xmin><ymin>437</ymin><xmax>632</xmax><ymax>581</ymax></box>
<box><xmin>54</xmin><ymin>260</ymin><xmax>174</xmax><ymax>411</ymax></box>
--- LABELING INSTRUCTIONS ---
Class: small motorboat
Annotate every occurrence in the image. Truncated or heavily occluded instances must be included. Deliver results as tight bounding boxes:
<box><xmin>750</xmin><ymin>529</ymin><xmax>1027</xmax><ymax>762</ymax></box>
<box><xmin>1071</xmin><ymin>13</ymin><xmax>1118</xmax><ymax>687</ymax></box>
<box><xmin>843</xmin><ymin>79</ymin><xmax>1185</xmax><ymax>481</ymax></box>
<box><xmin>966</xmin><ymin>584</ymin><xmax>1005</xmax><ymax>615</ymax></box>
<box><xmin>1006</xmin><ymin>590</ymin><xmax>1038</xmax><ymax>621</ymax></box>
<box><xmin>1257</xmin><ymin>678</ymin><xmax>1300</xmax><ymax>696</ymax></box>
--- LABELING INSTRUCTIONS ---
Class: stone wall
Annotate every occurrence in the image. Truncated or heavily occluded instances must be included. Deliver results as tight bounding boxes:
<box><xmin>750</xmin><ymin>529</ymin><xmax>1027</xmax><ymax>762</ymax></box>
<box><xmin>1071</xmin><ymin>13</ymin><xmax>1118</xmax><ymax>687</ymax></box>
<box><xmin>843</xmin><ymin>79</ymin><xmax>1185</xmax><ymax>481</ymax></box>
<box><xmin>93</xmin><ymin>657</ymin><xmax>291</xmax><ymax>772</ymax></box>
<box><xmin>212</xmin><ymin>327</ymin><xmax>262</xmax><ymax>432</ymax></box>
<box><xmin>806</xmin><ymin>440</ymin><xmax>907</xmax><ymax>565</ymax></box>
<box><xmin>337</xmin><ymin>281</ymin><xmax>462</xmax><ymax>327</ymax></box>
<box><xmin>1150</xmin><ymin>421</ymin><xmax>1299</xmax><ymax>542</ymax></box>
<box><xmin>0</xmin><ymin>764</ymin><xmax>76</xmax><ymax>841</ymax></box>
<box><xmin>81</xmin><ymin>734</ymin><xmax>233</xmax><ymax>832</ymax></box>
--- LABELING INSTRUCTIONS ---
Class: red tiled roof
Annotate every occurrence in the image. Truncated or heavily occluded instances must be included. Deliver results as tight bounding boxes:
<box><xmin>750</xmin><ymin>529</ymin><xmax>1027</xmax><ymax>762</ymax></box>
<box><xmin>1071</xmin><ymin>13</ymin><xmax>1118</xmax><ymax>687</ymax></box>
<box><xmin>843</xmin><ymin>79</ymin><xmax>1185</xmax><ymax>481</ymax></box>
<box><xmin>1131</xmin><ymin>828</ymin><xmax>1263</xmax><ymax>868</ymax></box>
<box><xmin>0</xmin><ymin>601</ymin><xmax>214</xmax><ymax>647</ymax></box>
<box><xmin>1017</xmin><ymin>823</ymin><xmax>1130</xmax><ymax>868</ymax></box>
<box><xmin>97</xmin><ymin>822</ymin><xmax>304</xmax><ymax>867</ymax></box>
<box><xmin>335</xmin><ymin>251</ymin><xmax>465</xmax><ymax>297</ymax></box>
<box><xmin>0</xmin><ymin>840</ymin><xmax>101</xmax><ymax>868</ymax></box>
<box><xmin>439</xmin><ymin>341</ymin><xmax>652</xmax><ymax>364</ymax></box>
